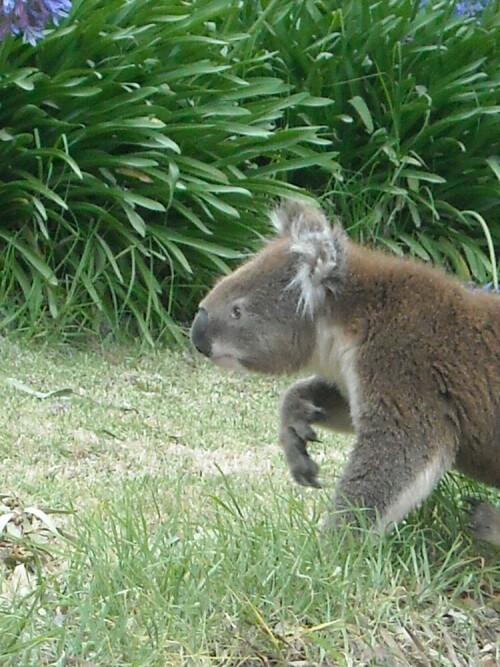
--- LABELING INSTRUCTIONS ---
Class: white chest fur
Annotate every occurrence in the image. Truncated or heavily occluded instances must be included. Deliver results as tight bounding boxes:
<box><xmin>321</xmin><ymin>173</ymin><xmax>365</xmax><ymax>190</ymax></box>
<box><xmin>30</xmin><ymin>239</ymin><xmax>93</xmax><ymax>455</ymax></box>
<box><xmin>310</xmin><ymin>322</ymin><xmax>361</xmax><ymax>427</ymax></box>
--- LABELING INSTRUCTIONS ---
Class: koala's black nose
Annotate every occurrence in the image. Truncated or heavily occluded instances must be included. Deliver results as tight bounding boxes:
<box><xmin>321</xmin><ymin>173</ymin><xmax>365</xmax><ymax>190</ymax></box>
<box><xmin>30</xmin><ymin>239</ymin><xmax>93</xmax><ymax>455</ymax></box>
<box><xmin>190</xmin><ymin>307</ymin><xmax>211</xmax><ymax>357</ymax></box>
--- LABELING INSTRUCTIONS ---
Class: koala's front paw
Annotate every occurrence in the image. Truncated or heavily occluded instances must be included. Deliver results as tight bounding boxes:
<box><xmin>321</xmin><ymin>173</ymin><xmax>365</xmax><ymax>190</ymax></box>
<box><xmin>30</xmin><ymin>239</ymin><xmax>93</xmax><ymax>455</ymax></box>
<box><xmin>290</xmin><ymin>448</ymin><xmax>321</xmax><ymax>488</ymax></box>
<box><xmin>468</xmin><ymin>500</ymin><xmax>500</xmax><ymax>547</ymax></box>
<box><xmin>279</xmin><ymin>382</ymin><xmax>328</xmax><ymax>488</ymax></box>
<box><xmin>279</xmin><ymin>417</ymin><xmax>322</xmax><ymax>488</ymax></box>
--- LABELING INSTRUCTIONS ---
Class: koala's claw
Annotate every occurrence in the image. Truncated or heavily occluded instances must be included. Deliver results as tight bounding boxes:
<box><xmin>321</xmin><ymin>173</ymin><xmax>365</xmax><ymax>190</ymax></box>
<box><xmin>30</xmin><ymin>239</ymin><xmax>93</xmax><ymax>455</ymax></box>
<box><xmin>280</xmin><ymin>420</ymin><xmax>321</xmax><ymax>488</ymax></box>
<box><xmin>290</xmin><ymin>455</ymin><xmax>322</xmax><ymax>488</ymax></box>
<box><xmin>279</xmin><ymin>388</ymin><xmax>324</xmax><ymax>488</ymax></box>
<box><xmin>291</xmin><ymin>421</ymin><xmax>320</xmax><ymax>444</ymax></box>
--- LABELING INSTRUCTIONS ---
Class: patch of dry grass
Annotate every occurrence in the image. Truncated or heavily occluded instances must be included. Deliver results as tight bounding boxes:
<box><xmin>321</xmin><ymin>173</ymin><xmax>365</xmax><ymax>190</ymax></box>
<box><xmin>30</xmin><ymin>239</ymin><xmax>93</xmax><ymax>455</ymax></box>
<box><xmin>0</xmin><ymin>340</ymin><xmax>498</xmax><ymax>666</ymax></box>
<box><xmin>0</xmin><ymin>342</ymin><xmax>288</xmax><ymax>498</ymax></box>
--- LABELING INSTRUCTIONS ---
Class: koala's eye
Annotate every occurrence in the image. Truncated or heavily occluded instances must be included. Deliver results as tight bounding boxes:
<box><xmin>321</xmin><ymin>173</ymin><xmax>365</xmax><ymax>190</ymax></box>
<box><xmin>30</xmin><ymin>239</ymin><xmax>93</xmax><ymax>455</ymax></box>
<box><xmin>231</xmin><ymin>304</ymin><xmax>242</xmax><ymax>320</ymax></box>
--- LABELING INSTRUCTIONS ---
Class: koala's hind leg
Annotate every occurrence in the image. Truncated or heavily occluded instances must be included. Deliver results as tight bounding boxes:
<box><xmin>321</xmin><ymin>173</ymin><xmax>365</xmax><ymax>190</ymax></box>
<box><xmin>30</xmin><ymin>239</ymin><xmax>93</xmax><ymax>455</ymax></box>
<box><xmin>279</xmin><ymin>376</ymin><xmax>353</xmax><ymax>488</ymax></box>
<box><xmin>469</xmin><ymin>501</ymin><xmax>500</xmax><ymax>547</ymax></box>
<box><xmin>329</xmin><ymin>431</ymin><xmax>454</xmax><ymax>532</ymax></box>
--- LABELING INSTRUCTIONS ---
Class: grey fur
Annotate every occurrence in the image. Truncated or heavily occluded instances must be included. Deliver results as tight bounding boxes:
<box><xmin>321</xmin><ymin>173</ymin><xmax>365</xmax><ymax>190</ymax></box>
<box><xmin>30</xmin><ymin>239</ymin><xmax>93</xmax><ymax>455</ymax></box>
<box><xmin>191</xmin><ymin>201</ymin><xmax>500</xmax><ymax>543</ymax></box>
<box><xmin>469</xmin><ymin>500</ymin><xmax>500</xmax><ymax>547</ymax></box>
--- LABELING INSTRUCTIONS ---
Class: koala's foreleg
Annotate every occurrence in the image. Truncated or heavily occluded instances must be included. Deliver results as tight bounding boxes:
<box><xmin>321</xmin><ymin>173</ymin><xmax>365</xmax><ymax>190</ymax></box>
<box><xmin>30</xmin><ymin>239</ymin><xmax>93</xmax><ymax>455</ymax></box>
<box><xmin>329</xmin><ymin>431</ymin><xmax>454</xmax><ymax>531</ymax></box>
<box><xmin>279</xmin><ymin>376</ymin><xmax>353</xmax><ymax>488</ymax></box>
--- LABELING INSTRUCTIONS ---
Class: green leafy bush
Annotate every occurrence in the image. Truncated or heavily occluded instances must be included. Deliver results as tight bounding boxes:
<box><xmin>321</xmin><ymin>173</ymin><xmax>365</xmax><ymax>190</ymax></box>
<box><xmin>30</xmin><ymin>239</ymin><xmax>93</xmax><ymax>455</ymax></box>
<box><xmin>246</xmin><ymin>0</ymin><xmax>499</xmax><ymax>281</ymax></box>
<box><xmin>0</xmin><ymin>0</ymin><xmax>338</xmax><ymax>342</ymax></box>
<box><xmin>0</xmin><ymin>0</ymin><xmax>498</xmax><ymax>342</ymax></box>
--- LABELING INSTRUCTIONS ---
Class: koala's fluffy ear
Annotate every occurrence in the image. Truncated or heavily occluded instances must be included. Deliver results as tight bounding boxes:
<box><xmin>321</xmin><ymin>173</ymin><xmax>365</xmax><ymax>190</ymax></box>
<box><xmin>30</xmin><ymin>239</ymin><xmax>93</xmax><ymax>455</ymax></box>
<box><xmin>270</xmin><ymin>201</ymin><xmax>349</xmax><ymax>317</ymax></box>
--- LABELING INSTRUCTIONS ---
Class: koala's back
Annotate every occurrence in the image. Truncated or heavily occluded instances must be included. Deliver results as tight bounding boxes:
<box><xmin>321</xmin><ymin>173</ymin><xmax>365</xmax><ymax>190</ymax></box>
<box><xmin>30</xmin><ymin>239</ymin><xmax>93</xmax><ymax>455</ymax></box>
<box><xmin>450</xmin><ymin>290</ymin><xmax>500</xmax><ymax>486</ymax></box>
<box><xmin>337</xmin><ymin>245</ymin><xmax>500</xmax><ymax>488</ymax></box>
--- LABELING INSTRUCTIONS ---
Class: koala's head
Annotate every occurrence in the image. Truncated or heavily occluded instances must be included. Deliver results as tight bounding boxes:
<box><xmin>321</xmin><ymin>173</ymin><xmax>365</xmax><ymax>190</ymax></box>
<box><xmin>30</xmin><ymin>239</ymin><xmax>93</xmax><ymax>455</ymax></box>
<box><xmin>190</xmin><ymin>201</ymin><xmax>349</xmax><ymax>374</ymax></box>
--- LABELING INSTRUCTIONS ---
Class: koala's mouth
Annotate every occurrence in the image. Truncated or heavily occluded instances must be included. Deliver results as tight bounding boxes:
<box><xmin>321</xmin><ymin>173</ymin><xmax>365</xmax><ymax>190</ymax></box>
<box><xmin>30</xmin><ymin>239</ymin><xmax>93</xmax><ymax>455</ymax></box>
<box><xmin>211</xmin><ymin>353</ymin><xmax>246</xmax><ymax>371</ymax></box>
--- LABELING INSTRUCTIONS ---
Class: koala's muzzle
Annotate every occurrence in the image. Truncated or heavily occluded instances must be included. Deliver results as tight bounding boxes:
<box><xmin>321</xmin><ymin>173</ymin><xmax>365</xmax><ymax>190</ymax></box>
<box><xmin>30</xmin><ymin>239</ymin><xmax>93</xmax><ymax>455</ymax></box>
<box><xmin>190</xmin><ymin>307</ymin><xmax>211</xmax><ymax>357</ymax></box>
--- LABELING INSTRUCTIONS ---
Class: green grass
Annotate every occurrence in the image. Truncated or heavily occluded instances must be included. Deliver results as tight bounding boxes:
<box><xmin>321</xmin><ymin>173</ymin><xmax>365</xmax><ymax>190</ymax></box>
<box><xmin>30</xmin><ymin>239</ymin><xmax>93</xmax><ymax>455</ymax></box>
<box><xmin>0</xmin><ymin>341</ymin><xmax>499</xmax><ymax>666</ymax></box>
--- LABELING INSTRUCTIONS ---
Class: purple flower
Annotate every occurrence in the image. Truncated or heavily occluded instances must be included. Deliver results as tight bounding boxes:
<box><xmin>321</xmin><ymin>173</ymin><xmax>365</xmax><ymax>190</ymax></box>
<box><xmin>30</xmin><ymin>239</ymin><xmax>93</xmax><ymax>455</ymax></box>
<box><xmin>0</xmin><ymin>0</ymin><xmax>72</xmax><ymax>45</ymax></box>
<box><xmin>454</xmin><ymin>0</ymin><xmax>489</xmax><ymax>16</ymax></box>
<box><xmin>419</xmin><ymin>0</ymin><xmax>490</xmax><ymax>16</ymax></box>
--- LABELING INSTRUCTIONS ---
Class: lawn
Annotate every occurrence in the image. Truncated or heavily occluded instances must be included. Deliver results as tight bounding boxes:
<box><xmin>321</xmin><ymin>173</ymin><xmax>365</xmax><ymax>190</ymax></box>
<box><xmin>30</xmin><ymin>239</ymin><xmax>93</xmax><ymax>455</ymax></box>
<box><xmin>0</xmin><ymin>340</ymin><xmax>498</xmax><ymax>666</ymax></box>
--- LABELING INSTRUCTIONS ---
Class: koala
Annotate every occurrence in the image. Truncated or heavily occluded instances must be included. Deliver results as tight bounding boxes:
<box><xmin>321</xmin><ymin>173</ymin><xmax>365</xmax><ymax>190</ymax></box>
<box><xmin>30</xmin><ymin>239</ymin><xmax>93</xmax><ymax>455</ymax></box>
<box><xmin>190</xmin><ymin>201</ymin><xmax>500</xmax><ymax>545</ymax></box>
